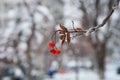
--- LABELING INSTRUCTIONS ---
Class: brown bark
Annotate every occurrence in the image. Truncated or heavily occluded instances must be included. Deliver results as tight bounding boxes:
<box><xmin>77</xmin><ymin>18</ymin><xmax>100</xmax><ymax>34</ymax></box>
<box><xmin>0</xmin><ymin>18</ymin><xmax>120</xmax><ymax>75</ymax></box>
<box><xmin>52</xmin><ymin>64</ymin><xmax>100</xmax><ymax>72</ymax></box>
<box><xmin>25</xmin><ymin>23</ymin><xmax>36</xmax><ymax>80</ymax></box>
<box><xmin>95</xmin><ymin>42</ymin><xmax>106</xmax><ymax>79</ymax></box>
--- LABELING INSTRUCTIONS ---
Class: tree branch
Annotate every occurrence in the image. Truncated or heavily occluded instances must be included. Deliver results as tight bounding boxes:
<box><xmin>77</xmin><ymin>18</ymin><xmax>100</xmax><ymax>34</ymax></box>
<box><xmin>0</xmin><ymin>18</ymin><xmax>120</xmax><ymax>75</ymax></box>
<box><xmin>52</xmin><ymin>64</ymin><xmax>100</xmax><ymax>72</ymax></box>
<box><xmin>86</xmin><ymin>0</ymin><xmax>119</xmax><ymax>34</ymax></box>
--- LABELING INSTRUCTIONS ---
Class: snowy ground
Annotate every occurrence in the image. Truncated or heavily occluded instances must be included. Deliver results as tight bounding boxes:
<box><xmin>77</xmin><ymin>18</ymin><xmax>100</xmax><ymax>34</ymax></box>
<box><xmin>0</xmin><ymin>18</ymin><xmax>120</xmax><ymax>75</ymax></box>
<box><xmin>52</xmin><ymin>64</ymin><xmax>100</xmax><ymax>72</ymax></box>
<box><xmin>44</xmin><ymin>64</ymin><xmax>120</xmax><ymax>80</ymax></box>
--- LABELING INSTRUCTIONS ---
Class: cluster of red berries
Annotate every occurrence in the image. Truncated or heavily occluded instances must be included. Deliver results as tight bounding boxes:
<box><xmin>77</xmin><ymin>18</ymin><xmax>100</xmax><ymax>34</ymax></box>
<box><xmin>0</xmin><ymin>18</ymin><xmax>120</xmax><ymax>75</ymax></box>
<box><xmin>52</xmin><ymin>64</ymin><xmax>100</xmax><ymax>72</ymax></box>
<box><xmin>49</xmin><ymin>41</ymin><xmax>61</xmax><ymax>55</ymax></box>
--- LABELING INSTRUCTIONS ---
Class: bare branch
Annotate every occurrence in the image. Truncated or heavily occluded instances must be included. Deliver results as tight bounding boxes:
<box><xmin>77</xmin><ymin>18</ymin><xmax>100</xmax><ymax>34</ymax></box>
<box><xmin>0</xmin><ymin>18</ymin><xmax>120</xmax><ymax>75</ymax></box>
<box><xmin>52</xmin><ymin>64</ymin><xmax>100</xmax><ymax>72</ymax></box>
<box><xmin>86</xmin><ymin>0</ymin><xmax>120</xmax><ymax>34</ymax></box>
<box><xmin>52</xmin><ymin>0</ymin><xmax>119</xmax><ymax>46</ymax></box>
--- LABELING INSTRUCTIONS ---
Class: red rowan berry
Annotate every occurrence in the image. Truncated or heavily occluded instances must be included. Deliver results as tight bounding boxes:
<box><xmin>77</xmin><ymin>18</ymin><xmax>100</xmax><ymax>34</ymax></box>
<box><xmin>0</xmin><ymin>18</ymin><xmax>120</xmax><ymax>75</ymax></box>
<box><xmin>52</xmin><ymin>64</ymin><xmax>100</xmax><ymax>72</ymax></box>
<box><xmin>55</xmin><ymin>49</ymin><xmax>61</xmax><ymax>55</ymax></box>
<box><xmin>50</xmin><ymin>49</ymin><xmax>56</xmax><ymax>54</ymax></box>
<box><xmin>49</xmin><ymin>41</ymin><xmax>55</xmax><ymax>48</ymax></box>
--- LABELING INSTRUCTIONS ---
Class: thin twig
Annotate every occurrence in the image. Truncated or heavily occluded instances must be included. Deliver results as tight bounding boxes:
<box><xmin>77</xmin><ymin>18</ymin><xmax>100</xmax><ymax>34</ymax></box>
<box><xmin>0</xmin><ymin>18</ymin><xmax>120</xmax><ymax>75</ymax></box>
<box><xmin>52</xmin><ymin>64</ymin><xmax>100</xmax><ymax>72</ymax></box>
<box><xmin>86</xmin><ymin>0</ymin><xmax>119</xmax><ymax>34</ymax></box>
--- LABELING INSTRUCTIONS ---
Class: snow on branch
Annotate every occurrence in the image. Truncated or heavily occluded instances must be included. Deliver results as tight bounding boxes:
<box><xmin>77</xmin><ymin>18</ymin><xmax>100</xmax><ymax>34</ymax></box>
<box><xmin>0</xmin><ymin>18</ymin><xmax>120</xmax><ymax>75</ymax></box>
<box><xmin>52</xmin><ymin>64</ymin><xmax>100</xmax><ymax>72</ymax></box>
<box><xmin>51</xmin><ymin>0</ymin><xmax>120</xmax><ymax>46</ymax></box>
<box><xmin>85</xmin><ymin>0</ymin><xmax>120</xmax><ymax>35</ymax></box>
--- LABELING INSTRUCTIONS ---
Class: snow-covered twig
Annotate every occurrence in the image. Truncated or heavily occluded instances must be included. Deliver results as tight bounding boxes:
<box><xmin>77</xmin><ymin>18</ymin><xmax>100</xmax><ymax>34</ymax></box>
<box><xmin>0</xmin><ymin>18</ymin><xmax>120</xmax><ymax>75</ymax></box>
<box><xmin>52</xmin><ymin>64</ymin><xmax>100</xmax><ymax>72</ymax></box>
<box><xmin>85</xmin><ymin>0</ymin><xmax>120</xmax><ymax>35</ymax></box>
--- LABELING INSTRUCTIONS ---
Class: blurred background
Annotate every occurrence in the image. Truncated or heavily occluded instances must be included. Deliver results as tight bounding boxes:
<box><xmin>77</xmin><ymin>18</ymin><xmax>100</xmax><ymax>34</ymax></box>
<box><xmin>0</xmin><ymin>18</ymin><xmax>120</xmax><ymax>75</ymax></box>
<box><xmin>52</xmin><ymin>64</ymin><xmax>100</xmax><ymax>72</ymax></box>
<box><xmin>0</xmin><ymin>0</ymin><xmax>120</xmax><ymax>80</ymax></box>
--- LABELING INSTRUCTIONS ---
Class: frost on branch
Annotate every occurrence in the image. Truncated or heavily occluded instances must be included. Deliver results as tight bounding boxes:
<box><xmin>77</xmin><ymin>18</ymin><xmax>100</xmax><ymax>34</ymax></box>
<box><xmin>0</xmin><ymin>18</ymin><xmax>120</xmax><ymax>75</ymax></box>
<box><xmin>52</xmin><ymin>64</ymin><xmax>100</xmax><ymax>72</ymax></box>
<box><xmin>49</xmin><ymin>0</ymin><xmax>120</xmax><ymax>55</ymax></box>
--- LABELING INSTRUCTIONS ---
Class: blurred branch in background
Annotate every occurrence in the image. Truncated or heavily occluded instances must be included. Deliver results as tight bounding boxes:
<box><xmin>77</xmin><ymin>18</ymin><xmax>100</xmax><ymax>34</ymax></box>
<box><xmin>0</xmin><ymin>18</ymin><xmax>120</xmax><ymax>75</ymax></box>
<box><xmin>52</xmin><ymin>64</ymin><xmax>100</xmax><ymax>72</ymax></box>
<box><xmin>80</xmin><ymin>0</ymin><xmax>120</xmax><ymax>79</ymax></box>
<box><xmin>0</xmin><ymin>0</ymin><xmax>55</xmax><ymax>80</ymax></box>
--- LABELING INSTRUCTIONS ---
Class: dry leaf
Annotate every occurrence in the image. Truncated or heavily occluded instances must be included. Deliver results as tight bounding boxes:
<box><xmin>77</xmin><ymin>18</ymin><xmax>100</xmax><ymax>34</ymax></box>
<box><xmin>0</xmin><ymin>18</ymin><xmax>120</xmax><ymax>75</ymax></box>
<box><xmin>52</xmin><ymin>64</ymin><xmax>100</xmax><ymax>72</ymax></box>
<box><xmin>60</xmin><ymin>35</ymin><xmax>65</xmax><ymax>40</ymax></box>
<box><xmin>60</xmin><ymin>24</ymin><xmax>68</xmax><ymax>31</ymax></box>
<box><xmin>67</xmin><ymin>32</ymin><xmax>71</xmax><ymax>43</ymax></box>
<box><xmin>61</xmin><ymin>39</ymin><xmax>65</xmax><ymax>45</ymax></box>
<box><xmin>61</xmin><ymin>34</ymin><xmax>66</xmax><ymax>45</ymax></box>
<box><xmin>59</xmin><ymin>31</ymin><xmax>65</xmax><ymax>34</ymax></box>
<box><xmin>76</xmin><ymin>28</ymin><xmax>83</xmax><ymax>31</ymax></box>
